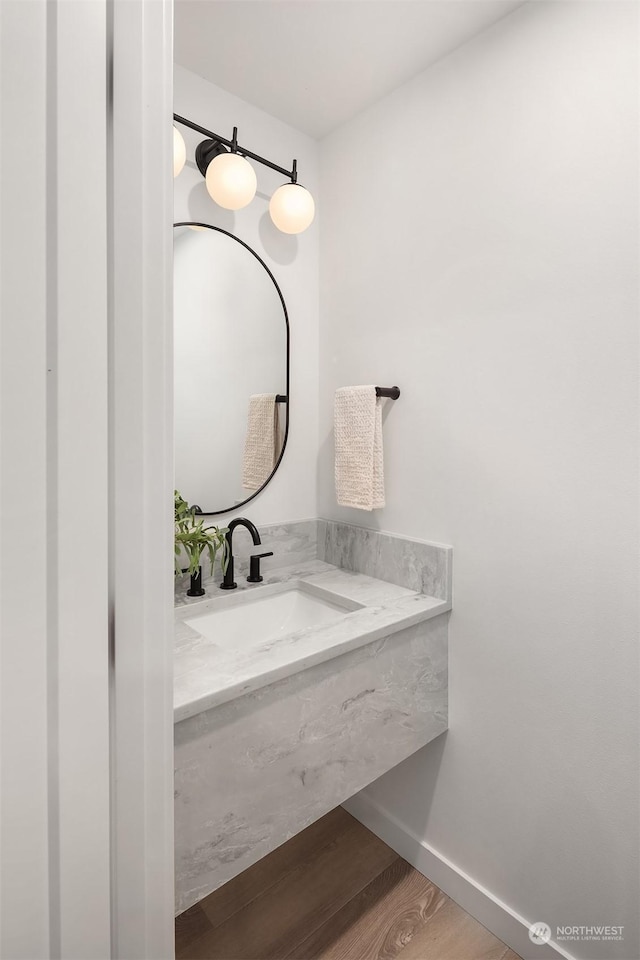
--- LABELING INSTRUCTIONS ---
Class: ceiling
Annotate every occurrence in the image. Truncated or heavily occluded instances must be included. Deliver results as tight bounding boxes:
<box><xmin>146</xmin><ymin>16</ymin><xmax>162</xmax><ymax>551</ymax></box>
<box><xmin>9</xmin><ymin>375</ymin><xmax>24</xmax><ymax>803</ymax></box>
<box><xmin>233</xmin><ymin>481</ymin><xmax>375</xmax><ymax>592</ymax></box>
<box><xmin>174</xmin><ymin>1</ymin><xmax>525</xmax><ymax>139</ymax></box>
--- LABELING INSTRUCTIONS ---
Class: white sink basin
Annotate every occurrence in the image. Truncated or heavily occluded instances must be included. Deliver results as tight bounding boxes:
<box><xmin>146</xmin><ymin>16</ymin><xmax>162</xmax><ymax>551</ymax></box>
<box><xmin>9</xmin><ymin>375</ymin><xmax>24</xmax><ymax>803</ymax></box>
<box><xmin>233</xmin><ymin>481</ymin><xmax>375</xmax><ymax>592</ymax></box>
<box><xmin>184</xmin><ymin>584</ymin><xmax>360</xmax><ymax>649</ymax></box>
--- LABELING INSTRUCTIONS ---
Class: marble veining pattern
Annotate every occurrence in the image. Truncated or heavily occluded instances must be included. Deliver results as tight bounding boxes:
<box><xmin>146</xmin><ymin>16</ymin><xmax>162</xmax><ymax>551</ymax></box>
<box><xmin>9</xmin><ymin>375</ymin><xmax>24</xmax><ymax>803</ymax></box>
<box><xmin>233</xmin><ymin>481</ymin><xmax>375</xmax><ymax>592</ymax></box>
<box><xmin>173</xmin><ymin>517</ymin><xmax>452</xmax><ymax>915</ymax></box>
<box><xmin>174</xmin><ymin>615</ymin><xmax>448</xmax><ymax>914</ymax></box>
<box><xmin>174</xmin><ymin>563</ymin><xmax>448</xmax><ymax>720</ymax></box>
<box><xmin>317</xmin><ymin>519</ymin><xmax>452</xmax><ymax>601</ymax></box>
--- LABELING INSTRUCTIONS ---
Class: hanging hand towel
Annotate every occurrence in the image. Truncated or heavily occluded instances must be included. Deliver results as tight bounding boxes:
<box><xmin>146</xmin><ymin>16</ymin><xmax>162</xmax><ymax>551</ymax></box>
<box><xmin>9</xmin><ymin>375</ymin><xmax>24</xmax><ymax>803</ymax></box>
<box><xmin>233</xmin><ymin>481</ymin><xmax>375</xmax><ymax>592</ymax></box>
<box><xmin>334</xmin><ymin>385</ymin><xmax>385</xmax><ymax>511</ymax></box>
<box><xmin>242</xmin><ymin>394</ymin><xmax>281</xmax><ymax>491</ymax></box>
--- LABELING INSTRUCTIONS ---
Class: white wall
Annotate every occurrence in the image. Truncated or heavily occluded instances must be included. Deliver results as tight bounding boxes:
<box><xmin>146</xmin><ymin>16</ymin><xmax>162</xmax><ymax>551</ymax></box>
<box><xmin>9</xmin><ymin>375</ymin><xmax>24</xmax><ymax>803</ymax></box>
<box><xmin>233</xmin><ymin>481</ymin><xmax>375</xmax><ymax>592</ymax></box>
<box><xmin>319</xmin><ymin>3</ymin><xmax>639</xmax><ymax>958</ymax></box>
<box><xmin>174</xmin><ymin>65</ymin><xmax>319</xmax><ymax>524</ymax></box>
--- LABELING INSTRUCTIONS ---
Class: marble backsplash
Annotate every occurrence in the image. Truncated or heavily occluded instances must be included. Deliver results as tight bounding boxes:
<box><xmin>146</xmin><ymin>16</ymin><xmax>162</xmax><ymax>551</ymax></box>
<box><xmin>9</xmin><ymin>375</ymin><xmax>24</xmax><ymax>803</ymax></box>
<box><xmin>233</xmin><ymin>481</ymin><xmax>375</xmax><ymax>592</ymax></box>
<box><xmin>317</xmin><ymin>519</ymin><xmax>452</xmax><ymax>601</ymax></box>
<box><xmin>229</xmin><ymin>519</ymin><xmax>317</xmax><ymax>577</ymax></box>
<box><xmin>176</xmin><ymin>517</ymin><xmax>451</xmax><ymax>602</ymax></box>
<box><xmin>175</xmin><ymin>519</ymin><xmax>318</xmax><ymax>597</ymax></box>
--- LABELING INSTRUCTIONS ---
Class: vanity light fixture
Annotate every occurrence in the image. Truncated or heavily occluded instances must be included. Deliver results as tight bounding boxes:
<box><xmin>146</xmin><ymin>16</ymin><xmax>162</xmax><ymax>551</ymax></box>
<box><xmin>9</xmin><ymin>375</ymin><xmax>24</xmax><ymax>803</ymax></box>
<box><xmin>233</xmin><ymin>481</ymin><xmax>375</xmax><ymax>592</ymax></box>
<box><xmin>173</xmin><ymin>114</ymin><xmax>315</xmax><ymax>234</ymax></box>
<box><xmin>196</xmin><ymin>127</ymin><xmax>257</xmax><ymax>210</ymax></box>
<box><xmin>270</xmin><ymin>164</ymin><xmax>315</xmax><ymax>235</ymax></box>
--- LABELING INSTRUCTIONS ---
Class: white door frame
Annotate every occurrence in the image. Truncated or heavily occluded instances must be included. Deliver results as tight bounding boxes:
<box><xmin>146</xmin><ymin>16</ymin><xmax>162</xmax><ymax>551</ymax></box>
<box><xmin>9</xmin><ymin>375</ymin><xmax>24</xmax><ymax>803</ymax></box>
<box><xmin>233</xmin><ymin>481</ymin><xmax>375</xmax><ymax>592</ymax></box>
<box><xmin>1</xmin><ymin>3</ymin><xmax>67</xmax><ymax>956</ymax></box>
<box><xmin>109</xmin><ymin>0</ymin><xmax>175</xmax><ymax>956</ymax></box>
<box><xmin>0</xmin><ymin>1</ymin><xmax>174</xmax><ymax>957</ymax></box>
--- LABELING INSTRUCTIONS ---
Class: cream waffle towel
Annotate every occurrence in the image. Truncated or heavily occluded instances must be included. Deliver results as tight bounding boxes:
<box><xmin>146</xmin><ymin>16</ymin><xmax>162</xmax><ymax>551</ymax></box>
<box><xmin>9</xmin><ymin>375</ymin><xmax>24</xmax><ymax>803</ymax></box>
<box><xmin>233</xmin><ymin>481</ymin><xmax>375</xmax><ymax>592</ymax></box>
<box><xmin>334</xmin><ymin>385</ymin><xmax>385</xmax><ymax>510</ymax></box>
<box><xmin>242</xmin><ymin>394</ymin><xmax>281</xmax><ymax>490</ymax></box>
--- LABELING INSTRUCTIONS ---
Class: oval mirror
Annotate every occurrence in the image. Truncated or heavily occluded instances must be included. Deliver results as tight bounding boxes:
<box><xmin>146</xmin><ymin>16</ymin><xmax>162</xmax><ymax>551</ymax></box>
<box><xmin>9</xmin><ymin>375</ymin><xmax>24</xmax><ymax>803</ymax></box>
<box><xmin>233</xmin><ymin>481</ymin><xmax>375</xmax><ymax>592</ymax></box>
<box><xmin>173</xmin><ymin>223</ymin><xmax>289</xmax><ymax>515</ymax></box>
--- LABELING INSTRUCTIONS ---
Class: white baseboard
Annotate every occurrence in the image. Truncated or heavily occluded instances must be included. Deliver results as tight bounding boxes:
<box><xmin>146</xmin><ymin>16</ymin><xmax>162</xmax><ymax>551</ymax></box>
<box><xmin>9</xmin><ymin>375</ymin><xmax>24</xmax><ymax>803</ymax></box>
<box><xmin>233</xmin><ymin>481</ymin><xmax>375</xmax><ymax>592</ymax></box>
<box><xmin>342</xmin><ymin>792</ymin><xmax>575</xmax><ymax>960</ymax></box>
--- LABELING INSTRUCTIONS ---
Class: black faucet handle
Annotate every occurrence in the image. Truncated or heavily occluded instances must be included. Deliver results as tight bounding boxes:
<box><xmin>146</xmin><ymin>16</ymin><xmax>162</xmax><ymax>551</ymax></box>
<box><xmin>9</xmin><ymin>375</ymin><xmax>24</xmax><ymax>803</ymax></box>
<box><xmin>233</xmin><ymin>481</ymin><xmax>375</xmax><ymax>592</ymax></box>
<box><xmin>247</xmin><ymin>552</ymin><xmax>273</xmax><ymax>583</ymax></box>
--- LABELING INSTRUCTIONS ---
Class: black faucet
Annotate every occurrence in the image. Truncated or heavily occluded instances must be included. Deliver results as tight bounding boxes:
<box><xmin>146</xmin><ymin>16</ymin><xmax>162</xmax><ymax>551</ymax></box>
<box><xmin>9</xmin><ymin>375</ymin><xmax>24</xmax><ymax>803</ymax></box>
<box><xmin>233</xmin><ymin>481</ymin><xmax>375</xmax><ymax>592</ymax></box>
<box><xmin>220</xmin><ymin>517</ymin><xmax>262</xmax><ymax>590</ymax></box>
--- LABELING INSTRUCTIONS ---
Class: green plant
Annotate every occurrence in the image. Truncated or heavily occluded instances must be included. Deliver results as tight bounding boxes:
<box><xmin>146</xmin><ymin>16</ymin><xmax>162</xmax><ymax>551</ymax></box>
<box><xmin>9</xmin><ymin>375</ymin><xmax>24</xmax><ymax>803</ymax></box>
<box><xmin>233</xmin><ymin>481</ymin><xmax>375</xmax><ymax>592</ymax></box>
<box><xmin>174</xmin><ymin>490</ymin><xmax>228</xmax><ymax>578</ymax></box>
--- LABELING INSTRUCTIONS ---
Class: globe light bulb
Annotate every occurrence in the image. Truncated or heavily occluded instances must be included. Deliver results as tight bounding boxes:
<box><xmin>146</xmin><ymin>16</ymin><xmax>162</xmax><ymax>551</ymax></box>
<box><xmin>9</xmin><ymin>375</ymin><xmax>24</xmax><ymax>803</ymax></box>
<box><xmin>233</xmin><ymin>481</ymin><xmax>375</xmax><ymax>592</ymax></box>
<box><xmin>205</xmin><ymin>152</ymin><xmax>257</xmax><ymax>210</ymax></box>
<box><xmin>269</xmin><ymin>183</ymin><xmax>315</xmax><ymax>234</ymax></box>
<box><xmin>173</xmin><ymin>126</ymin><xmax>186</xmax><ymax>178</ymax></box>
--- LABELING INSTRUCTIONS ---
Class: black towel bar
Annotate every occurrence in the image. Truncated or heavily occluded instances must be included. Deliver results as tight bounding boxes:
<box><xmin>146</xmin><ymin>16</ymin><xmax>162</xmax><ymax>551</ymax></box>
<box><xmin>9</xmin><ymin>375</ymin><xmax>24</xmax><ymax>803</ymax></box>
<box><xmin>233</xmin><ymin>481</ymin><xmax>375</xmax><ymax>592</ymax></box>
<box><xmin>375</xmin><ymin>386</ymin><xmax>400</xmax><ymax>400</ymax></box>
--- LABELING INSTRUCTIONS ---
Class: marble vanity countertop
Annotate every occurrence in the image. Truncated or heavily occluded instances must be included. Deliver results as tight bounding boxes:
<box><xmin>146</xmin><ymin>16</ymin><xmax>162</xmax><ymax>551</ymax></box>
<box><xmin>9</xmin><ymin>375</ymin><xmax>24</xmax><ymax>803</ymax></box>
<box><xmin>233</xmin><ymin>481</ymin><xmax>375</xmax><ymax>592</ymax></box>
<box><xmin>174</xmin><ymin>560</ymin><xmax>450</xmax><ymax>722</ymax></box>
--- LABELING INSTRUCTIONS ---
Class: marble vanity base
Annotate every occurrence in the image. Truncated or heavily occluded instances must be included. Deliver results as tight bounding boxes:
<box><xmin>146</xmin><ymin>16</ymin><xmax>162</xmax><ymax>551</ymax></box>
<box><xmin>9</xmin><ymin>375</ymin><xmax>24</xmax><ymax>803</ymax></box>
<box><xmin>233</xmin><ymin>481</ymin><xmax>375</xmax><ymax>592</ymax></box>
<box><xmin>174</xmin><ymin>612</ymin><xmax>448</xmax><ymax>914</ymax></box>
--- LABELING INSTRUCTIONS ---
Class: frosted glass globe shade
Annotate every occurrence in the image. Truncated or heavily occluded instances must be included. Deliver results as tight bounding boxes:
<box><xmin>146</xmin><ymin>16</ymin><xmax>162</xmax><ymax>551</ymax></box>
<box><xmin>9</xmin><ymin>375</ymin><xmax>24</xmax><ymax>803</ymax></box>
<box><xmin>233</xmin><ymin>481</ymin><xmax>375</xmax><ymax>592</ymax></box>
<box><xmin>205</xmin><ymin>153</ymin><xmax>257</xmax><ymax>210</ymax></box>
<box><xmin>269</xmin><ymin>183</ymin><xmax>315</xmax><ymax>234</ymax></box>
<box><xmin>173</xmin><ymin>126</ymin><xmax>186</xmax><ymax>178</ymax></box>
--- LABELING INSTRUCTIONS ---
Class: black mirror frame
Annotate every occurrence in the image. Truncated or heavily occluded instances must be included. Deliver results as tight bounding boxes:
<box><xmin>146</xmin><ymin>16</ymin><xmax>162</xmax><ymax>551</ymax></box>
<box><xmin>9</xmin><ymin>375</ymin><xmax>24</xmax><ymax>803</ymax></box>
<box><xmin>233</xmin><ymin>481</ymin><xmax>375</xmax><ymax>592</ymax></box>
<box><xmin>174</xmin><ymin>222</ymin><xmax>290</xmax><ymax>516</ymax></box>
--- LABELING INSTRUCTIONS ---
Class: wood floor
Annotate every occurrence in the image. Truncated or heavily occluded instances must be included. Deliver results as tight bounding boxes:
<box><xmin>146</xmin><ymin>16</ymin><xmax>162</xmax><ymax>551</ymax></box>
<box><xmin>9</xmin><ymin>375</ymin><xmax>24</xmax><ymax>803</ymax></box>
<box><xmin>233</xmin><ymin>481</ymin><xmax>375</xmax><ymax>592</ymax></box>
<box><xmin>175</xmin><ymin>807</ymin><xmax>522</xmax><ymax>960</ymax></box>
